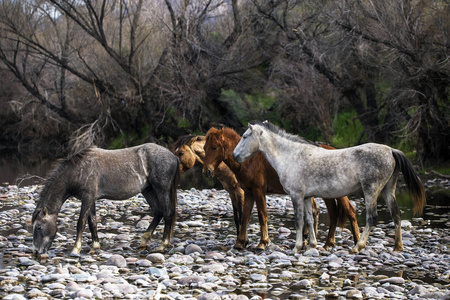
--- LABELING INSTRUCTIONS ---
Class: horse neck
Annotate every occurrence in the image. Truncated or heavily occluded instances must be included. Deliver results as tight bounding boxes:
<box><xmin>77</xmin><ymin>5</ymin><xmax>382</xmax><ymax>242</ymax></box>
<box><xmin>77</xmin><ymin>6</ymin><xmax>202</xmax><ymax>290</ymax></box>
<box><xmin>258</xmin><ymin>131</ymin><xmax>304</xmax><ymax>172</ymax></box>
<box><xmin>38</xmin><ymin>168</ymin><xmax>74</xmax><ymax>215</ymax></box>
<box><xmin>191</xmin><ymin>140</ymin><xmax>206</xmax><ymax>162</ymax></box>
<box><xmin>221</xmin><ymin>129</ymin><xmax>242</xmax><ymax>172</ymax></box>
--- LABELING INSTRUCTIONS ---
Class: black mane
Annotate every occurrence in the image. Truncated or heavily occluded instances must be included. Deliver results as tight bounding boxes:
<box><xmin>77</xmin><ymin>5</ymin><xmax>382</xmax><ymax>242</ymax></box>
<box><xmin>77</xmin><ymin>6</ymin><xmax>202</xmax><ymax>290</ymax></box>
<box><xmin>173</xmin><ymin>135</ymin><xmax>197</xmax><ymax>150</ymax></box>
<box><xmin>250</xmin><ymin>121</ymin><xmax>319</xmax><ymax>146</ymax></box>
<box><xmin>173</xmin><ymin>135</ymin><xmax>205</xmax><ymax>151</ymax></box>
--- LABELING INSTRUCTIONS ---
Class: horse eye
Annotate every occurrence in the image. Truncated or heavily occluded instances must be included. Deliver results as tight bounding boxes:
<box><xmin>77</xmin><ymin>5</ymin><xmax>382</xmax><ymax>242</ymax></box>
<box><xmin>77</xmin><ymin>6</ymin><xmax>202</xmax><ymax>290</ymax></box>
<box><xmin>212</xmin><ymin>147</ymin><xmax>217</xmax><ymax>151</ymax></box>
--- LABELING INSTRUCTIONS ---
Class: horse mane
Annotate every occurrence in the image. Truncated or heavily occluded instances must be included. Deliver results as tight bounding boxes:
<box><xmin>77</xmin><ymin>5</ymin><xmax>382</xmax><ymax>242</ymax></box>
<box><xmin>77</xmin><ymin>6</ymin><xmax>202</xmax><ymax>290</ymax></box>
<box><xmin>250</xmin><ymin>121</ymin><xmax>319</xmax><ymax>146</ymax></box>
<box><xmin>38</xmin><ymin>147</ymin><xmax>95</xmax><ymax>208</ymax></box>
<box><xmin>173</xmin><ymin>135</ymin><xmax>205</xmax><ymax>151</ymax></box>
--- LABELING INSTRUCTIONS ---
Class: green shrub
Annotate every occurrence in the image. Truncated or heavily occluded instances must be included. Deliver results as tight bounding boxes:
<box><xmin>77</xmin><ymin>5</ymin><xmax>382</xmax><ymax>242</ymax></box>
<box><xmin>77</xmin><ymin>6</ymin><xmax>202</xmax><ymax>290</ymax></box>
<box><xmin>331</xmin><ymin>110</ymin><xmax>364</xmax><ymax>148</ymax></box>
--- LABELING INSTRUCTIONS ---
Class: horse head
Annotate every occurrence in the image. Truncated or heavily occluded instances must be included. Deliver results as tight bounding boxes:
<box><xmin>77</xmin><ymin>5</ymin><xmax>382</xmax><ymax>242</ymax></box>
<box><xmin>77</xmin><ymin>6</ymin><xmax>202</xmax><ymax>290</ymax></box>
<box><xmin>233</xmin><ymin>123</ymin><xmax>263</xmax><ymax>163</ymax></box>
<box><xmin>173</xmin><ymin>135</ymin><xmax>205</xmax><ymax>174</ymax></box>
<box><xmin>203</xmin><ymin>127</ymin><xmax>227</xmax><ymax>178</ymax></box>
<box><xmin>32</xmin><ymin>206</ymin><xmax>58</xmax><ymax>255</ymax></box>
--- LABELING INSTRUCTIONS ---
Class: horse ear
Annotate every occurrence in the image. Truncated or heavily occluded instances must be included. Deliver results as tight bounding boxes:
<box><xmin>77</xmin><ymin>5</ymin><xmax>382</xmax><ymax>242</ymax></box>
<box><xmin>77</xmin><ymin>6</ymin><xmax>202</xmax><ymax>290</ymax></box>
<box><xmin>187</xmin><ymin>136</ymin><xmax>197</xmax><ymax>146</ymax></box>
<box><xmin>248</xmin><ymin>124</ymin><xmax>254</xmax><ymax>131</ymax></box>
<box><xmin>42</xmin><ymin>207</ymin><xmax>48</xmax><ymax>217</ymax></box>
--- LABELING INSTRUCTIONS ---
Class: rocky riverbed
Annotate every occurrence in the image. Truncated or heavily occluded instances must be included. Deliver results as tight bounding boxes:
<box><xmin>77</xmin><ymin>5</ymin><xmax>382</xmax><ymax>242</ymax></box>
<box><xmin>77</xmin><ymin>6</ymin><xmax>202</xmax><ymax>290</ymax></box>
<box><xmin>0</xmin><ymin>181</ymin><xmax>449</xmax><ymax>299</ymax></box>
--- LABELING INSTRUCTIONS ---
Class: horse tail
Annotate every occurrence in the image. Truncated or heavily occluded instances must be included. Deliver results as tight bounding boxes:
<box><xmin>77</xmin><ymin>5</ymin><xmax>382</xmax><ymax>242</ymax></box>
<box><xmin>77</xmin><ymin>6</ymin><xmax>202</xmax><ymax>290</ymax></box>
<box><xmin>392</xmin><ymin>149</ymin><xmax>426</xmax><ymax>216</ymax></box>
<box><xmin>170</xmin><ymin>158</ymin><xmax>180</xmax><ymax>237</ymax></box>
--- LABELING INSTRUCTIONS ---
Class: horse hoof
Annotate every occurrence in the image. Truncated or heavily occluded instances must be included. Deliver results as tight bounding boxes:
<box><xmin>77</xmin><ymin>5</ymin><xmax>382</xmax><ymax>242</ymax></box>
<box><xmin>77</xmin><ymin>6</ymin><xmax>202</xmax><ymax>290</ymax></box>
<box><xmin>256</xmin><ymin>242</ymin><xmax>268</xmax><ymax>251</ymax></box>
<box><xmin>351</xmin><ymin>245</ymin><xmax>361</xmax><ymax>253</ymax></box>
<box><xmin>293</xmin><ymin>246</ymin><xmax>302</xmax><ymax>254</ymax></box>
<box><xmin>324</xmin><ymin>242</ymin><xmax>335</xmax><ymax>251</ymax></box>
<box><xmin>233</xmin><ymin>242</ymin><xmax>245</xmax><ymax>250</ymax></box>
<box><xmin>394</xmin><ymin>246</ymin><xmax>403</xmax><ymax>252</ymax></box>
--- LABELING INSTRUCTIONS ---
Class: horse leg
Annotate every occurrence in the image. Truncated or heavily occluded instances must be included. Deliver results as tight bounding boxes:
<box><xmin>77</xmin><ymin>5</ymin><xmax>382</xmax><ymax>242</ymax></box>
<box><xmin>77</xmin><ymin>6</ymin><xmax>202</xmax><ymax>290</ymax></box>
<box><xmin>71</xmin><ymin>199</ymin><xmax>95</xmax><ymax>255</ymax></box>
<box><xmin>304</xmin><ymin>196</ymin><xmax>317</xmax><ymax>248</ymax></box>
<box><xmin>381</xmin><ymin>172</ymin><xmax>403</xmax><ymax>251</ymax></box>
<box><xmin>87</xmin><ymin>204</ymin><xmax>101</xmax><ymax>253</ymax></box>
<box><xmin>253</xmin><ymin>189</ymin><xmax>270</xmax><ymax>250</ymax></box>
<box><xmin>323</xmin><ymin>198</ymin><xmax>338</xmax><ymax>250</ymax></box>
<box><xmin>140</xmin><ymin>187</ymin><xmax>164</xmax><ymax>251</ymax></box>
<box><xmin>157</xmin><ymin>210</ymin><xmax>175</xmax><ymax>252</ymax></box>
<box><xmin>336</xmin><ymin>196</ymin><xmax>360</xmax><ymax>244</ymax></box>
<box><xmin>234</xmin><ymin>192</ymin><xmax>253</xmax><ymax>250</ymax></box>
<box><xmin>156</xmin><ymin>188</ymin><xmax>176</xmax><ymax>253</ymax></box>
<box><xmin>352</xmin><ymin>190</ymin><xmax>380</xmax><ymax>253</ymax></box>
<box><xmin>291</xmin><ymin>191</ymin><xmax>306</xmax><ymax>253</ymax></box>
<box><xmin>230</xmin><ymin>188</ymin><xmax>243</xmax><ymax>237</ymax></box>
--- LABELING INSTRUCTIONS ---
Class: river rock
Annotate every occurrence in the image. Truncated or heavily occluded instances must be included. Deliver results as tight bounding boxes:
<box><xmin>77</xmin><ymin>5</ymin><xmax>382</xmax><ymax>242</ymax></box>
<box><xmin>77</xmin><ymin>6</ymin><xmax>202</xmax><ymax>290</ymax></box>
<box><xmin>379</xmin><ymin>277</ymin><xmax>405</xmax><ymax>285</ymax></box>
<box><xmin>304</xmin><ymin>248</ymin><xmax>319</xmax><ymax>257</ymax></box>
<box><xmin>177</xmin><ymin>275</ymin><xmax>206</xmax><ymax>286</ymax></box>
<box><xmin>106</xmin><ymin>254</ymin><xmax>127</xmax><ymax>268</ymax></box>
<box><xmin>146</xmin><ymin>253</ymin><xmax>165</xmax><ymax>264</ymax></box>
<box><xmin>185</xmin><ymin>243</ymin><xmax>203</xmax><ymax>254</ymax></box>
<box><xmin>148</xmin><ymin>267</ymin><xmax>168</xmax><ymax>277</ymax></box>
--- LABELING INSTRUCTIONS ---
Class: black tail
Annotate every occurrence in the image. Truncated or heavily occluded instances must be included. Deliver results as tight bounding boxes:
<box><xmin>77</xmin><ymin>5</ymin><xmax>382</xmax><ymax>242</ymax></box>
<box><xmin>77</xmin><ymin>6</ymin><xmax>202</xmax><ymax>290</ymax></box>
<box><xmin>392</xmin><ymin>149</ymin><xmax>426</xmax><ymax>216</ymax></box>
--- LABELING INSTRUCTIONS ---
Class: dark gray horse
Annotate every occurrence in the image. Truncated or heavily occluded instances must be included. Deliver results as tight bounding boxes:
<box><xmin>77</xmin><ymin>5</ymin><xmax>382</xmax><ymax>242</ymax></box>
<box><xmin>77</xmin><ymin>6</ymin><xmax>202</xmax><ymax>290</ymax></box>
<box><xmin>32</xmin><ymin>143</ymin><xmax>180</xmax><ymax>256</ymax></box>
<box><xmin>233</xmin><ymin>121</ymin><xmax>426</xmax><ymax>253</ymax></box>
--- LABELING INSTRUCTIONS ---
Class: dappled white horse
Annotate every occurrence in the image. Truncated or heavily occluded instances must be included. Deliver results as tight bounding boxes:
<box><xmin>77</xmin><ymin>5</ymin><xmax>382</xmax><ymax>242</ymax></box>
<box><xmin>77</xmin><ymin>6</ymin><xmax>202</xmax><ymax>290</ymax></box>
<box><xmin>233</xmin><ymin>121</ymin><xmax>426</xmax><ymax>253</ymax></box>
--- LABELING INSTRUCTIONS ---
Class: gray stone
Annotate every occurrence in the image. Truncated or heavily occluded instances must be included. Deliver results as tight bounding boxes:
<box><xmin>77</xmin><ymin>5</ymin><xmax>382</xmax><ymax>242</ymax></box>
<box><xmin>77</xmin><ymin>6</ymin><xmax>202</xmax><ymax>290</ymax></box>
<box><xmin>198</xmin><ymin>292</ymin><xmax>221</xmax><ymax>300</ymax></box>
<box><xmin>249</xmin><ymin>273</ymin><xmax>266</xmax><ymax>282</ymax></box>
<box><xmin>379</xmin><ymin>277</ymin><xmax>405</xmax><ymax>285</ymax></box>
<box><xmin>292</xmin><ymin>279</ymin><xmax>312</xmax><ymax>289</ymax></box>
<box><xmin>304</xmin><ymin>248</ymin><xmax>319</xmax><ymax>257</ymax></box>
<box><xmin>177</xmin><ymin>275</ymin><xmax>206</xmax><ymax>286</ymax></box>
<box><xmin>346</xmin><ymin>289</ymin><xmax>363</xmax><ymax>299</ymax></box>
<box><xmin>201</xmin><ymin>263</ymin><xmax>226</xmax><ymax>274</ymax></box>
<box><xmin>148</xmin><ymin>267</ymin><xmax>168</xmax><ymax>277</ymax></box>
<box><xmin>146</xmin><ymin>253</ymin><xmax>165</xmax><ymax>264</ymax></box>
<box><xmin>106</xmin><ymin>254</ymin><xmax>127</xmax><ymax>268</ymax></box>
<box><xmin>75</xmin><ymin>288</ymin><xmax>94</xmax><ymax>298</ymax></box>
<box><xmin>185</xmin><ymin>243</ymin><xmax>203</xmax><ymax>254</ymax></box>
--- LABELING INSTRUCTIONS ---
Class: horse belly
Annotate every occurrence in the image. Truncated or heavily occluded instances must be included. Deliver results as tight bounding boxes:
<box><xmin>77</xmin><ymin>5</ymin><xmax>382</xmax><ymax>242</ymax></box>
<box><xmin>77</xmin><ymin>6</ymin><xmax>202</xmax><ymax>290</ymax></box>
<box><xmin>97</xmin><ymin>174</ymin><xmax>148</xmax><ymax>200</ymax></box>
<box><xmin>306</xmin><ymin>180</ymin><xmax>360</xmax><ymax>199</ymax></box>
<box><xmin>304</xmin><ymin>166</ymin><xmax>361</xmax><ymax>199</ymax></box>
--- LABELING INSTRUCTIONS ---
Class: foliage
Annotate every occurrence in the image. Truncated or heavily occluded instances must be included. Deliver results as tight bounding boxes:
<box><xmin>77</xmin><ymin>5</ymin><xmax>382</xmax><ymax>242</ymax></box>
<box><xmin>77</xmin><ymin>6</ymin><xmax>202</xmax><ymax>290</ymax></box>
<box><xmin>0</xmin><ymin>0</ymin><xmax>448</xmax><ymax>163</ymax></box>
<box><xmin>219</xmin><ymin>89</ymin><xmax>278</xmax><ymax>127</ymax></box>
<box><xmin>331</xmin><ymin>110</ymin><xmax>364</xmax><ymax>148</ymax></box>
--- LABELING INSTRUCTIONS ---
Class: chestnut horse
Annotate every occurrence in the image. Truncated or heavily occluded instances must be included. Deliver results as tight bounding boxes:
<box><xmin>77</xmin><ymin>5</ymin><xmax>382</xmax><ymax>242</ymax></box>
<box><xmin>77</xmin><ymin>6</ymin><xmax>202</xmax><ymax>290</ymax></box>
<box><xmin>174</xmin><ymin>134</ymin><xmax>321</xmax><ymax>249</ymax></box>
<box><xmin>173</xmin><ymin>135</ymin><xmax>245</xmax><ymax>237</ymax></box>
<box><xmin>203</xmin><ymin>126</ymin><xmax>360</xmax><ymax>251</ymax></box>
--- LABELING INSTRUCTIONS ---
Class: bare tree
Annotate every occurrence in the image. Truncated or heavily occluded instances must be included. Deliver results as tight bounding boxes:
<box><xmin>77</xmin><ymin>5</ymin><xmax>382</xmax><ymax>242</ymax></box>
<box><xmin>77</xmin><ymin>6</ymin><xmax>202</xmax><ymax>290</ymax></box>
<box><xmin>250</xmin><ymin>0</ymin><xmax>449</xmax><ymax>160</ymax></box>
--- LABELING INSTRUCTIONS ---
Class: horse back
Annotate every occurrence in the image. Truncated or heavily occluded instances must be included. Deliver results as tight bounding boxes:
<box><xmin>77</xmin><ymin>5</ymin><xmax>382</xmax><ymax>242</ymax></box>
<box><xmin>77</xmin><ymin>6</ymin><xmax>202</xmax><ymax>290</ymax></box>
<box><xmin>86</xmin><ymin>144</ymin><xmax>178</xmax><ymax>199</ymax></box>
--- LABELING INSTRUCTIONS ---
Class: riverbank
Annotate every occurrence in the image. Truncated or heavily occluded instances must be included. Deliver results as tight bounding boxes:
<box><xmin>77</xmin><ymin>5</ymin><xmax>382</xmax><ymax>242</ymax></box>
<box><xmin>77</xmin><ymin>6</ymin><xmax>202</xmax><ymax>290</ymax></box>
<box><xmin>0</xmin><ymin>184</ymin><xmax>449</xmax><ymax>299</ymax></box>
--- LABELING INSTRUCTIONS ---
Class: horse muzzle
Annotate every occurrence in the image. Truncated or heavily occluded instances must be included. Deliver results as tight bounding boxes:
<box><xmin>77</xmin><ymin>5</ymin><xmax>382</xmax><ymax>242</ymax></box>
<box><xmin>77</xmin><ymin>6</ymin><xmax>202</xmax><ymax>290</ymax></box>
<box><xmin>203</xmin><ymin>167</ymin><xmax>215</xmax><ymax>178</ymax></box>
<box><xmin>232</xmin><ymin>152</ymin><xmax>243</xmax><ymax>163</ymax></box>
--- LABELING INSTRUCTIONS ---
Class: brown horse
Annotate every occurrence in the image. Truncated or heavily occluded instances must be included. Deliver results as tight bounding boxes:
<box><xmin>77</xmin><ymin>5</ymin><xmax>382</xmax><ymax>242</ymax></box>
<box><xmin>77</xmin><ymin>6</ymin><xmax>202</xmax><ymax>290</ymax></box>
<box><xmin>203</xmin><ymin>126</ymin><xmax>360</xmax><ymax>251</ymax></box>
<box><xmin>173</xmin><ymin>134</ymin><xmax>320</xmax><ymax>248</ymax></box>
<box><xmin>173</xmin><ymin>135</ymin><xmax>245</xmax><ymax>237</ymax></box>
